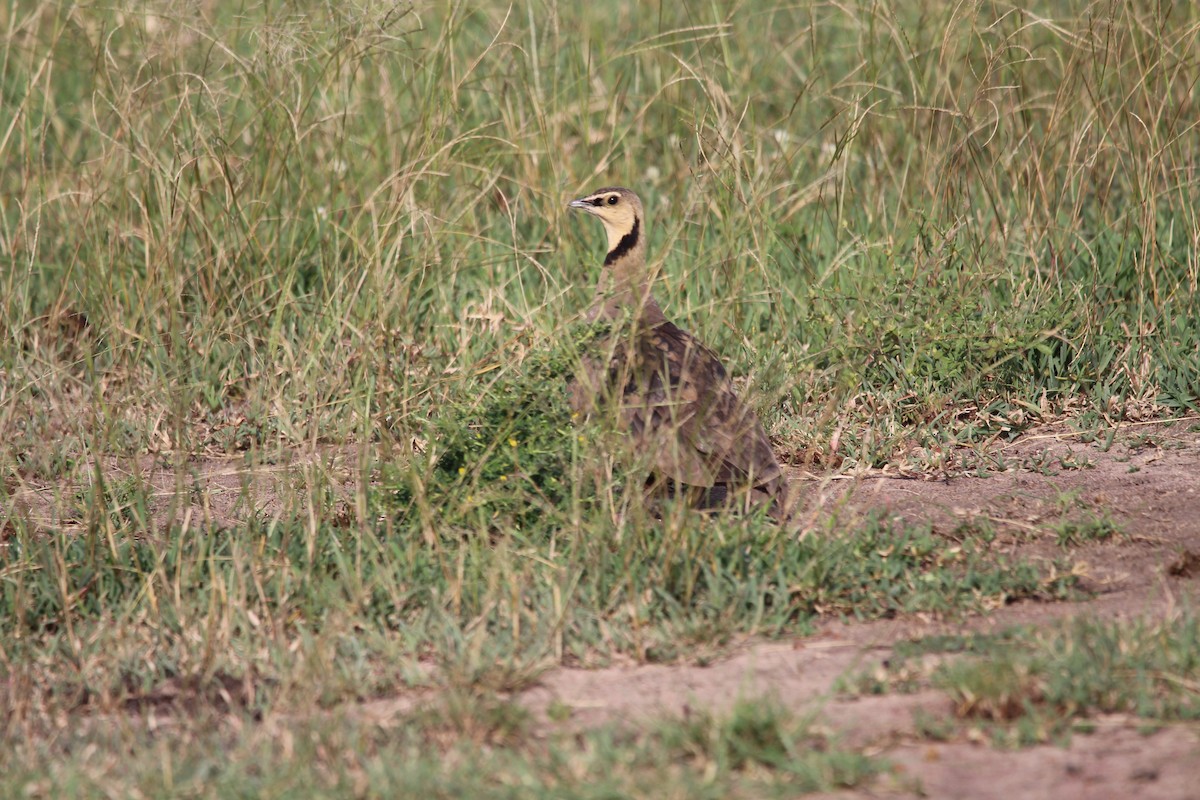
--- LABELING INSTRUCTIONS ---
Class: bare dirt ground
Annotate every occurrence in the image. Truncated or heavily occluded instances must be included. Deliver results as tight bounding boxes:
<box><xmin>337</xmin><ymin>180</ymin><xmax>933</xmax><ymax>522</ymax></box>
<box><xmin>11</xmin><ymin>419</ymin><xmax>1200</xmax><ymax>797</ymax></box>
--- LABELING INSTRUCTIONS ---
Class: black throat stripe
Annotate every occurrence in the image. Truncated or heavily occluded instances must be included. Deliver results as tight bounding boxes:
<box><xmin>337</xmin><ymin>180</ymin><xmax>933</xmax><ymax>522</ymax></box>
<box><xmin>604</xmin><ymin>216</ymin><xmax>640</xmax><ymax>266</ymax></box>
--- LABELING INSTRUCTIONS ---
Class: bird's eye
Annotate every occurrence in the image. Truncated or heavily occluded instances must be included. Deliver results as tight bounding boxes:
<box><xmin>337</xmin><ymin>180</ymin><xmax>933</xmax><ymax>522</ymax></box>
<box><xmin>607</xmin><ymin>196</ymin><xmax>618</xmax><ymax>205</ymax></box>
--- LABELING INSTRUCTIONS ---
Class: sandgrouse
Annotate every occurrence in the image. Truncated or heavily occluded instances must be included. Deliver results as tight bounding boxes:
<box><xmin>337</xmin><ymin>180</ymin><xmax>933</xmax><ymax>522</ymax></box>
<box><xmin>567</xmin><ymin>186</ymin><xmax>791</xmax><ymax>520</ymax></box>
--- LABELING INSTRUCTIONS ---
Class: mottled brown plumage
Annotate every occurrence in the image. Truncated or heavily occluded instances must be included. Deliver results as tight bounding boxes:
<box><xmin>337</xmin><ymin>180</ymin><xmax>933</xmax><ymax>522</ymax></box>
<box><xmin>567</xmin><ymin>187</ymin><xmax>791</xmax><ymax>519</ymax></box>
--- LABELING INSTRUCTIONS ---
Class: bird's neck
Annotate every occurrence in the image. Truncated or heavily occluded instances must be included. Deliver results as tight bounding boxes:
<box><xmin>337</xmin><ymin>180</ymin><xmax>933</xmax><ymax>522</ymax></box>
<box><xmin>603</xmin><ymin>215</ymin><xmax>642</xmax><ymax>270</ymax></box>
<box><xmin>590</xmin><ymin>215</ymin><xmax>660</xmax><ymax>322</ymax></box>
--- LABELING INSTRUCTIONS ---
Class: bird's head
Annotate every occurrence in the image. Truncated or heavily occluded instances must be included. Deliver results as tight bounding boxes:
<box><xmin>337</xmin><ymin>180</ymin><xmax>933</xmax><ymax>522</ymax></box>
<box><xmin>569</xmin><ymin>187</ymin><xmax>643</xmax><ymax>257</ymax></box>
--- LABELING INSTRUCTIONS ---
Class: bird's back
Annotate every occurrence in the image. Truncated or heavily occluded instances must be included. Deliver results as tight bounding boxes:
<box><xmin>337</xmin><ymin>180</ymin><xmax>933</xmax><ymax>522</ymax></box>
<box><xmin>572</xmin><ymin>297</ymin><xmax>789</xmax><ymax>517</ymax></box>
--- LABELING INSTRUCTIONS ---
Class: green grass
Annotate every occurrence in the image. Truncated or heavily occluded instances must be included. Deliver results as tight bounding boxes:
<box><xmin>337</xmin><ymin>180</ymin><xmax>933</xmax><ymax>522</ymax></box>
<box><xmin>841</xmin><ymin>613</ymin><xmax>1200</xmax><ymax>746</ymax></box>
<box><xmin>0</xmin><ymin>697</ymin><xmax>883</xmax><ymax>798</ymax></box>
<box><xmin>2</xmin><ymin>0</ymin><xmax>1198</xmax><ymax>791</ymax></box>
<box><xmin>941</xmin><ymin>613</ymin><xmax>1200</xmax><ymax>745</ymax></box>
<box><xmin>1051</xmin><ymin>512</ymin><xmax>1124</xmax><ymax>549</ymax></box>
<box><xmin>0</xmin><ymin>501</ymin><xmax>1075</xmax><ymax>719</ymax></box>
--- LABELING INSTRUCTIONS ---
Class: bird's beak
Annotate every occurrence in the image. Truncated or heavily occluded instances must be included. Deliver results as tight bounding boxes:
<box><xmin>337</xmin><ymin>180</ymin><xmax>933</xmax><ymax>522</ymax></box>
<box><xmin>568</xmin><ymin>198</ymin><xmax>591</xmax><ymax>211</ymax></box>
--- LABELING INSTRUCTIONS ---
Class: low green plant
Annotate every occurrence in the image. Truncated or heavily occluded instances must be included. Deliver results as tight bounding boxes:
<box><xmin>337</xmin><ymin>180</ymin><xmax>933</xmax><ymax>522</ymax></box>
<box><xmin>651</xmin><ymin>700</ymin><xmax>880</xmax><ymax>789</ymax></box>
<box><xmin>934</xmin><ymin>617</ymin><xmax>1200</xmax><ymax>746</ymax></box>
<box><xmin>856</xmin><ymin>615</ymin><xmax>1200</xmax><ymax>747</ymax></box>
<box><xmin>1052</xmin><ymin>513</ymin><xmax>1125</xmax><ymax>548</ymax></box>
<box><xmin>392</xmin><ymin>320</ymin><xmax>612</xmax><ymax>535</ymax></box>
<box><xmin>0</xmin><ymin>696</ymin><xmax>882</xmax><ymax>799</ymax></box>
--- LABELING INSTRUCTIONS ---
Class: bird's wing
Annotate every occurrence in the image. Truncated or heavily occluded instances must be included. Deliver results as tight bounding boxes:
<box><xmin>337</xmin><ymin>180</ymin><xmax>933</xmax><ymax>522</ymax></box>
<box><xmin>615</xmin><ymin>320</ymin><xmax>783</xmax><ymax>490</ymax></box>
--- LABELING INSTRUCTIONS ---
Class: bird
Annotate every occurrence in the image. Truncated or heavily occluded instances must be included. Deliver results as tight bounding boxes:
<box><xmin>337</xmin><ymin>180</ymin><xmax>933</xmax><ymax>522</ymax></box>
<box><xmin>566</xmin><ymin>186</ymin><xmax>792</xmax><ymax>521</ymax></box>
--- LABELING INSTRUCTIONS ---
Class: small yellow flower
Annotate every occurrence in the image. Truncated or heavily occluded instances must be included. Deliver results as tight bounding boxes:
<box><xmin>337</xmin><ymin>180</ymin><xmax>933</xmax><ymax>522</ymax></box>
<box><xmin>508</xmin><ymin>438</ymin><xmax>518</xmax><ymax>448</ymax></box>
<box><xmin>500</xmin><ymin>474</ymin><xmax>508</xmax><ymax>481</ymax></box>
<box><xmin>458</xmin><ymin>467</ymin><xmax>466</xmax><ymax>475</ymax></box>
